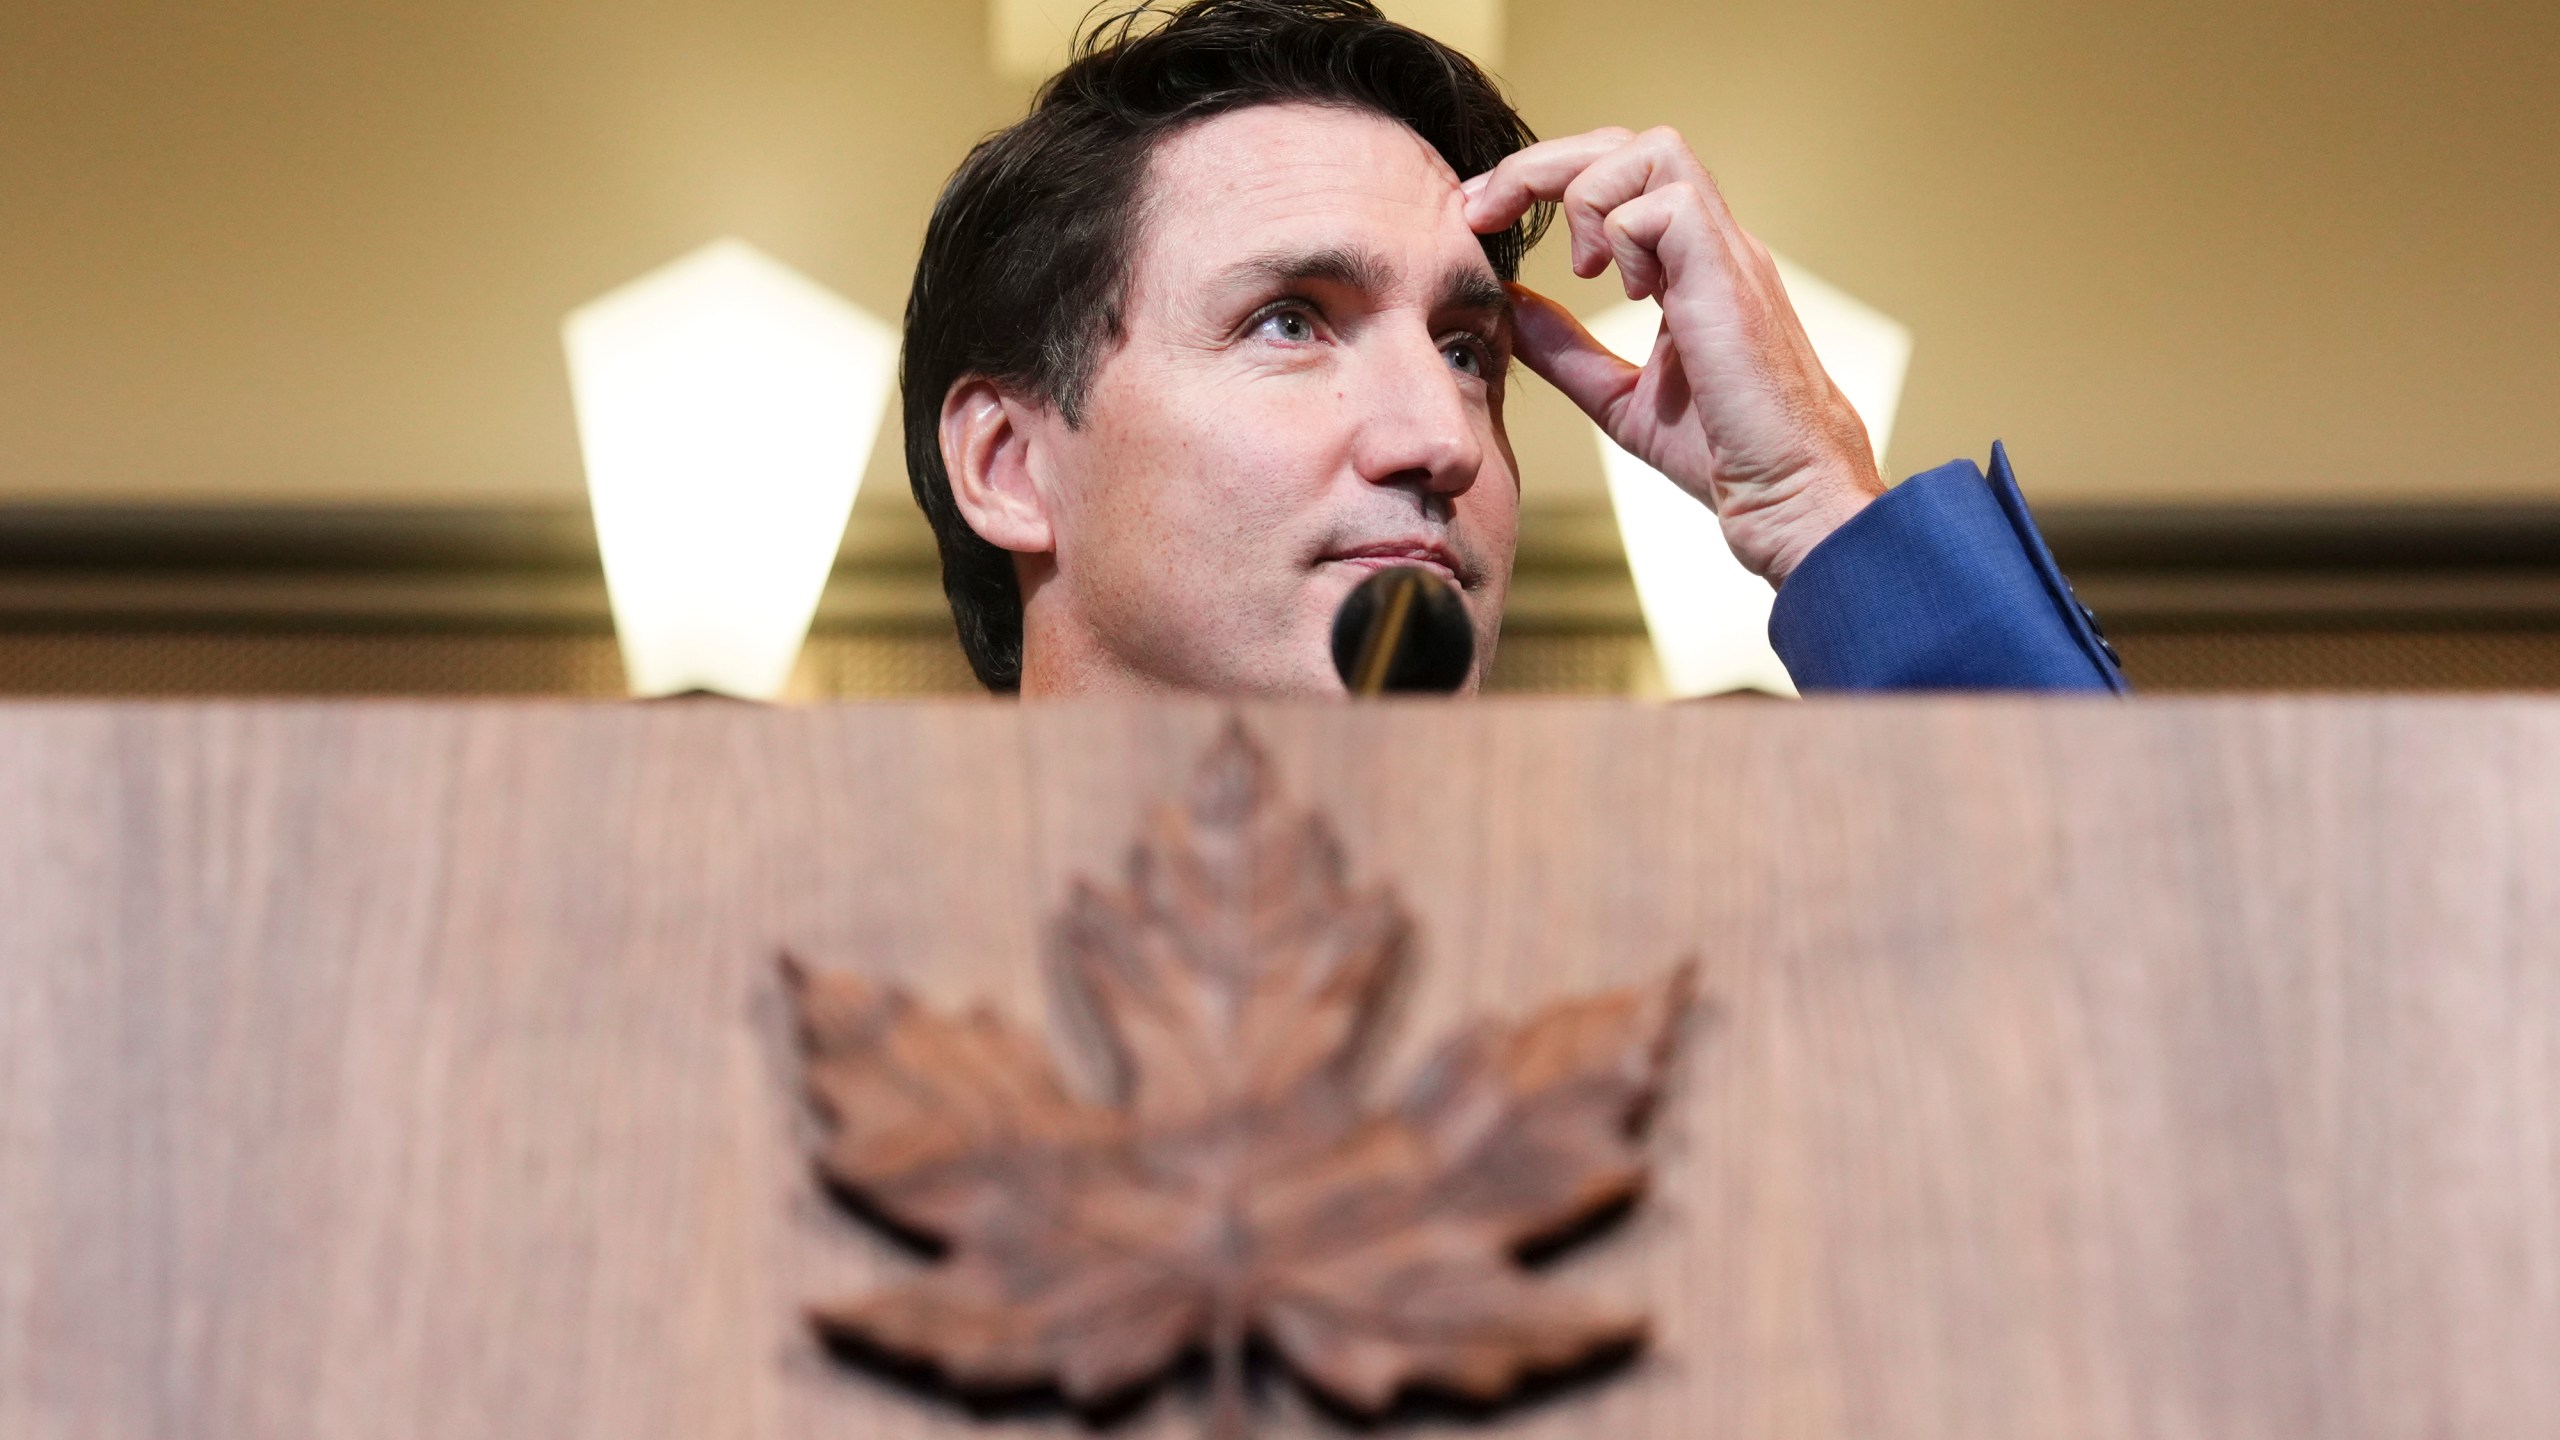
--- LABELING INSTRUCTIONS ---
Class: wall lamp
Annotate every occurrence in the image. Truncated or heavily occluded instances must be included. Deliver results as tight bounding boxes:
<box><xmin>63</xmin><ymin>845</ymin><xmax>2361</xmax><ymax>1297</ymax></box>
<box><xmin>562</xmin><ymin>239</ymin><xmax>897</xmax><ymax>699</ymax></box>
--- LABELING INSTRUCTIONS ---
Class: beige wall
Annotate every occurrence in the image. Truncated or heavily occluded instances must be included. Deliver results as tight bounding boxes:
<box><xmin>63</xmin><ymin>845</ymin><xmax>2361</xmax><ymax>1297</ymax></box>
<box><xmin>2</xmin><ymin>0</ymin><xmax>2555</xmax><ymax>507</ymax></box>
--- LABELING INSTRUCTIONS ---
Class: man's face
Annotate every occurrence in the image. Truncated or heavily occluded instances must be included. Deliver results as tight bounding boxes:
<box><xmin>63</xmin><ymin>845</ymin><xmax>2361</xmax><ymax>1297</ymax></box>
<box><xmin>1010</xmin><ymin>102</ymin><xmax>1519</xmax><ymax>696</ymax></box>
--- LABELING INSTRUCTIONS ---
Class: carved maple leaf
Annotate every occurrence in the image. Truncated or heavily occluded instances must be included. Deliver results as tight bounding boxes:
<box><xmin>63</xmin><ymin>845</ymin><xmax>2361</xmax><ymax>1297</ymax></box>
<box><xmin>784</xmin><ymin>723</ymin><xmax>1695</xmax><ymax>1440</ymax></box>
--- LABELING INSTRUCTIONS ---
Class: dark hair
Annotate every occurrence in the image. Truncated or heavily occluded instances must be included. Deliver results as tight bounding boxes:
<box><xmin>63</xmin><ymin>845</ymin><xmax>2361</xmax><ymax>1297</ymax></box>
<box><xmin>901</xmin><ymin>0</ymin><xmax>1552</xmax><ymax>690</ymax></box>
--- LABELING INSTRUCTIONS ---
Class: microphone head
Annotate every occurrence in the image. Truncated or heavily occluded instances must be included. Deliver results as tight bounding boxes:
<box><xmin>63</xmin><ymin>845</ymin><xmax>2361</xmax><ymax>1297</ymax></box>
<box><xmin>1330</xmin><ymin>565</ymin><xmax>1474</xmax><ymax>695</ymax></box>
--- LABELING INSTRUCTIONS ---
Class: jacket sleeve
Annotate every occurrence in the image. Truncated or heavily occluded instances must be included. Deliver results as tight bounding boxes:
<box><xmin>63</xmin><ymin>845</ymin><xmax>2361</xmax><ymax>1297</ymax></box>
<box><xmin>1766</xmin><ymin>441</ymin><xmax>2129</xmax><ymax>693</ymax></box>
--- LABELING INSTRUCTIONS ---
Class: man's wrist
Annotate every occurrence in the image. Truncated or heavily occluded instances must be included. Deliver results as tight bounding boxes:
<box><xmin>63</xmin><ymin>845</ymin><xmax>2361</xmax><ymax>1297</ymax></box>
<box><xmin>1741</xmin><ymin>463</ymin><xmax>1884</xmax><ymax>586</ymax></box>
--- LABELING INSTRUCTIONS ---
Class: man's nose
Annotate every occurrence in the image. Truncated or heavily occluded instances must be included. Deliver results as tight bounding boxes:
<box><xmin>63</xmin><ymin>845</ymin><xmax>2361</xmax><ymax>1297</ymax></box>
<box><xmin>1348</xmin><ymin>326</ymin><xmax>1484</xmax><ymax>499</ymax></box>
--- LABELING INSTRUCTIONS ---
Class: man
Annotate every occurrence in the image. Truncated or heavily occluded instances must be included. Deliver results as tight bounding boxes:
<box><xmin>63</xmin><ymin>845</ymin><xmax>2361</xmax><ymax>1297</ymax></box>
<box><xmin>902</xmin><ymin>0</ymin><xmax>2125</xmax><ymax>696</ymax></box>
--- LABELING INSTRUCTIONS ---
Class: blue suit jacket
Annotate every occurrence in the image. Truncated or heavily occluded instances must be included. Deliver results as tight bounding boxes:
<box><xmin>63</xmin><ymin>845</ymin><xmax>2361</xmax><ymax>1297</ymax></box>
<box><xmin>1766</xmin><ymin>442</ymin><xmax>2127</xmax><ymax>693</ymax></box>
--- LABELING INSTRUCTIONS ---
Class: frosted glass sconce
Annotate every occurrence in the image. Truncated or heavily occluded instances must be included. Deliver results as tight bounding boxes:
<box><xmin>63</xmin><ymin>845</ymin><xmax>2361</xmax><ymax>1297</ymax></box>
<box><xmin>563</xmin><ymin>239</ymin><xmax>897</xmax><ymax>699</ymax></box>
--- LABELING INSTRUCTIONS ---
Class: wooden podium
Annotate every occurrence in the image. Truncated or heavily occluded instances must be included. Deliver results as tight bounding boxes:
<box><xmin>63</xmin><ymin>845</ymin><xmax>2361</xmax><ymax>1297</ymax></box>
<box><xmin>3</xmin><ymin>698</ymin><xmax>2556</xmax><ymax>1439</ymax></box>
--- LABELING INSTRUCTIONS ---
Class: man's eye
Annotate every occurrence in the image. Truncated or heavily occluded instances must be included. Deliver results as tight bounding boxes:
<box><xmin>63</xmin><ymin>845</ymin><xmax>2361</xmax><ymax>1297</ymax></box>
<box><xmin>1255</xmin><ymin>307</ymin><xmax>1318</xmax><ymax>343</ymax></box>
<box><xmin>1444</xmin><ymin>338</ymin><xmax>1488</xmax><ymax>377</ymax></box>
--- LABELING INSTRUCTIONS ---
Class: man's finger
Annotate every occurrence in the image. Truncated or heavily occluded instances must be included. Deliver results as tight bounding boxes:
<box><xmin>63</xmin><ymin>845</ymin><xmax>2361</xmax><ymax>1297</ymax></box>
<box><xmin>1475</xmin><ymin>128</ymin><xmax>1728</xmax><ymax>287</ymax></box>
<box><xmin>1600</xmin><ymin>187</ymin><xmax>1694</xmax><ymax>301</ymax></box>
<box><xmin>1507</xmin><ymin>284</ymin><xmax>1641</xmax><ymax>430</ymax></box>
<box><xmin>1463</xmin><ymin>128</ymin><xmax>1632</xmax><ymax>233</ymax></box>
<box><xmin>1553</xmin><ymin>131</ymin><xmax>1733</xmax><ymax>280</ymax></box>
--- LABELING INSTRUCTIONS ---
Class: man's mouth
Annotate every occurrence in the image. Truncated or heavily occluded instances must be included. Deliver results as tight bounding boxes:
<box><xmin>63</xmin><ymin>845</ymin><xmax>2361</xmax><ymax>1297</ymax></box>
<box><xmin>1322</xmin><ymin>540</ymin><xmax>1468</xmax><ymax>588</ymax></box>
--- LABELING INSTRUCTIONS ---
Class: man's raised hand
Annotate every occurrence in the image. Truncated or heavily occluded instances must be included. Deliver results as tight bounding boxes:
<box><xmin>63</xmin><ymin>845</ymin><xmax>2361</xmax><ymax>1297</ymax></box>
<box><xmin>1465</xmin><ymin>127</ymin><xmax>1885</xmax><ymax>585</ymax></box>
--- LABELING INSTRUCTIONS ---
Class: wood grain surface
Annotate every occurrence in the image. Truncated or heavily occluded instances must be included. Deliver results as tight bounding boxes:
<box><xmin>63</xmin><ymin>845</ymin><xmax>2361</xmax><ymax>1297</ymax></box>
<box><xmin>1</xmin><ymin>698</ymin><xmax>2555</xmax><ymax>1439</ymax></box>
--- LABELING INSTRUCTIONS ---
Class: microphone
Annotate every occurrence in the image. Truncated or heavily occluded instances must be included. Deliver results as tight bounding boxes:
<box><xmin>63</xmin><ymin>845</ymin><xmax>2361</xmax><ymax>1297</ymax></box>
<box><xmin>1330</xmin><ymin>565</ymin><xmax>1474</xmax><ymax>695</ymax></box>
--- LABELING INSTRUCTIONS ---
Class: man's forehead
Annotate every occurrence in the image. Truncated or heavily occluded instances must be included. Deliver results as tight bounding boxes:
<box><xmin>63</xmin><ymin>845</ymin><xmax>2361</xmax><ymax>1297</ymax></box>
<box><xmin>1133</xmin><ymin>103</ymin><xmax>1493</xmax><ymax>292</ymax></box>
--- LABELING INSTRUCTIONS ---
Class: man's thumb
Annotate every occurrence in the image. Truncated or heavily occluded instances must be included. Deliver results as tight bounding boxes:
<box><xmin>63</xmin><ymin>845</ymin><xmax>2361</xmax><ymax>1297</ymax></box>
<box><xmin>1508</xmin><ymin>283</ymin><xmax>1643</xmax><ymax>430</ymax></box>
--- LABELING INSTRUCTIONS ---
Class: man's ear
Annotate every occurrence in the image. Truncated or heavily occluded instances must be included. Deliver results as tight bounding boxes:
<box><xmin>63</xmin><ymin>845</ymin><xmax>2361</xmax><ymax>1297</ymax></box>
<box><xmin>939</xmin><ymin>376</ymin><xmax>1055</xmax><ymax>555</ymax></box>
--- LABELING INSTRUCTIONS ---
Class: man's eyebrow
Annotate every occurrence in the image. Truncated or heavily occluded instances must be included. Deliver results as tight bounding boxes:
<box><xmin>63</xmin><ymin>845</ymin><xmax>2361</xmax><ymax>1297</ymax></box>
<box><xmin>1217</xmin><ymin>247</ymin><xmax>1510</xmax><ymax>340</ymax></box>
<box><xmin>1435</xmin><ymin>265</ymin><xmax>1510</xmax><ymax>326</ymax></box>
<box><xmin>1222</xmin><ymin>245</ymin><xmax>1401</xmax><ymax>296</ymax></box>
